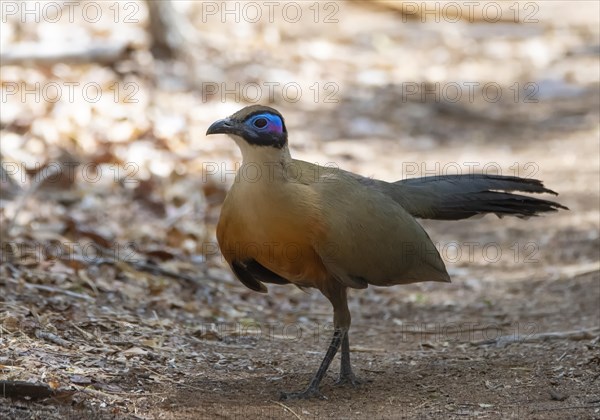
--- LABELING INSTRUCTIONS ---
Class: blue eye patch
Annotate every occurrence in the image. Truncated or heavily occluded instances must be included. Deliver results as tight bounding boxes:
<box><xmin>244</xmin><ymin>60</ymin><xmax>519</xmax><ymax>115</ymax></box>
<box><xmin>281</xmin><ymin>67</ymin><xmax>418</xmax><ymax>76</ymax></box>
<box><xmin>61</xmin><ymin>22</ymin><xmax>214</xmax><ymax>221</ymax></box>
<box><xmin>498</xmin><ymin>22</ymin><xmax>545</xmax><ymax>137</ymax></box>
<box><xmin>247</xmin><ymin>113</ymin><xmax>284</xmax><ymax>134</ymax></box>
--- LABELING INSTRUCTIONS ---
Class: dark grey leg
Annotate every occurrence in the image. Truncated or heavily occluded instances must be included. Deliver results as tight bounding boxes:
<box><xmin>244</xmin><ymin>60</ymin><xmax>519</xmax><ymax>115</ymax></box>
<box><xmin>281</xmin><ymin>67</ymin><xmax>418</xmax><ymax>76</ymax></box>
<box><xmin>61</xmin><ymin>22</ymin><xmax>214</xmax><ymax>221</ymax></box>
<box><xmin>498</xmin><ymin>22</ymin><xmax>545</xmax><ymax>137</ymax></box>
<box><xmin>279</xmin><ymin>328</ymin><xmax>343</xmax><ymax>400</ymax></box>
<box><xmin>335</xmin><ymin>330</ymin><xmax>363</xmax><ymax>386</ymax></box>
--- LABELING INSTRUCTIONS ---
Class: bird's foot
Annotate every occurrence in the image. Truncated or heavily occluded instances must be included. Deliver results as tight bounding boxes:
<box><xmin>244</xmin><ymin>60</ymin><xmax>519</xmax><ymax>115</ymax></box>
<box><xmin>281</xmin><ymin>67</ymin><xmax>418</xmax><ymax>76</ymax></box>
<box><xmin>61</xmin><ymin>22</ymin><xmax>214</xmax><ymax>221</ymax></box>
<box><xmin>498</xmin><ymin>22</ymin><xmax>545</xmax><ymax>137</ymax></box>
<box><xmin>279</xmin><ymin>386</ymin><xmax>326</xmax><ymax>400</ymax></box>
<box><xmin>334</xmin><ymin>372</ymin><xmax>366</xmax><ymax>387</ymax></box>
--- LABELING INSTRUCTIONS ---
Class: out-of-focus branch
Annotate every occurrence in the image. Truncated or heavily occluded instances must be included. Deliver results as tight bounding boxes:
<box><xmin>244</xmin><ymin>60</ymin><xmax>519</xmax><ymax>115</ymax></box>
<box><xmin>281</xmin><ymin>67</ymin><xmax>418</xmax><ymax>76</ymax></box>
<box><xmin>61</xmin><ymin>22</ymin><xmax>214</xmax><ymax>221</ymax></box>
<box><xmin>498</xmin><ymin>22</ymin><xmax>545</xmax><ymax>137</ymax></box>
<box><xmin>145</xmin><ymin>0</ymin><xmax>199</xmax><ymax>59</ymax></box>
<box><xmin>0</xmin><ymin>42</ymin><xmax>131</xmax><ymax>66</ymax></box>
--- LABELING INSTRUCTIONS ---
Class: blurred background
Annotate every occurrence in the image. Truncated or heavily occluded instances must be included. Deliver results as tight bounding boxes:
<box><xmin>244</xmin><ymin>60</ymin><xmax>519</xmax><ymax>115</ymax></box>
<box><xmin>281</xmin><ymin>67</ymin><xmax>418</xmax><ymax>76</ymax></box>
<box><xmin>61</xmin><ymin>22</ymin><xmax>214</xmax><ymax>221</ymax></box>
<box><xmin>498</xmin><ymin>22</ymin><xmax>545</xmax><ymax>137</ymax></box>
<box><xmin>1</xmin><ymin>1</ymin><xmax>599</xmax><ymax>418</ymax></box>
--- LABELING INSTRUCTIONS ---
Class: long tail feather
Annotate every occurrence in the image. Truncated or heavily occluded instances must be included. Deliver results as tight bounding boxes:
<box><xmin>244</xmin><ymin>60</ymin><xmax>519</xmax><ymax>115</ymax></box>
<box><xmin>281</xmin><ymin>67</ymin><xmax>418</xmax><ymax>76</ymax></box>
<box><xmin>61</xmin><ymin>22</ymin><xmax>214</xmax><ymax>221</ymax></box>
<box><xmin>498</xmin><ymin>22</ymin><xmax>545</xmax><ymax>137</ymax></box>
<box><xmin>374</xmin><ymin>174</ymin><xmax>568</xmax><ymax>220</ymax></box>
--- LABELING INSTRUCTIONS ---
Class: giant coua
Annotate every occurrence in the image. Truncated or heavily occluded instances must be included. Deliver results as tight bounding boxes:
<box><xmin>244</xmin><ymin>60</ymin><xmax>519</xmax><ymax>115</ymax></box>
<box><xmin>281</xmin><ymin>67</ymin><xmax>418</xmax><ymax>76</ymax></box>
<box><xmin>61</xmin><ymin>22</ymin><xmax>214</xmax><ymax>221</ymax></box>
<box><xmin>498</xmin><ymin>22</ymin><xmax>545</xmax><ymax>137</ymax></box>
<box><xmin>206</xmin><ymin>105</ymin><xmax>566</xmax><ymax>400</ymax></box>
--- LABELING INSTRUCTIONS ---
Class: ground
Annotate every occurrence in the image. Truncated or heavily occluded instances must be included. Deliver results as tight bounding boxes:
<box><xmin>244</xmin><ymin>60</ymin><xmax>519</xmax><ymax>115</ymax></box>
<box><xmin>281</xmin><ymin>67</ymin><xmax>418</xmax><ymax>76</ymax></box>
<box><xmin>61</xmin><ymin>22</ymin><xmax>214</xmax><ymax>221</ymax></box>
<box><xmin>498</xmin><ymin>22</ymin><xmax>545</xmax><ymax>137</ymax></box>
<box><xmin>1</xmin><ymin>1</ymin><xmax>599</xmax><ymax>419</ymax></box>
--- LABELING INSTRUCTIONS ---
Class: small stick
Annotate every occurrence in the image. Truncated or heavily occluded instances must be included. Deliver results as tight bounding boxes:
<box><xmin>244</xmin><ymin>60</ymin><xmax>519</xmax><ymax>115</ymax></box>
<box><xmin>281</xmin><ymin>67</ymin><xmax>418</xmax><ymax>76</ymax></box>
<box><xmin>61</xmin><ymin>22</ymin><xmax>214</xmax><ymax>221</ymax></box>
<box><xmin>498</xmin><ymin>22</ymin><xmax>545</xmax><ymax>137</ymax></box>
<box><xmin>35</xmin><ymin>329</ymin><xmax>71</xmax><ymax>348</ymax></box>
<box><xmin>472</xmin><ymin>327</ymin><xmax>600</xmax><ymax>348</ymax></box>
<box><xmin>273</xmin><ymin>400</ymin><xmax>304</xmax><ymax>420</ymax></box>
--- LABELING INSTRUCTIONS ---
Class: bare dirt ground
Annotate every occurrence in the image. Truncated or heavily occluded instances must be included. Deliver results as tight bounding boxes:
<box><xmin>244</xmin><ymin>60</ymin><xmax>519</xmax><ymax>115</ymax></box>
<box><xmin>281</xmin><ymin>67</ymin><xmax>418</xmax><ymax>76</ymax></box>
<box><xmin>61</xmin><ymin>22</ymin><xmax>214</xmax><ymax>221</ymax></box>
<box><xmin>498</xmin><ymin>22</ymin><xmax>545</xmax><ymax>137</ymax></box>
<box><xmin>1</xmin><ymin>1</ymin><xmax>599</xmax><ymax>419</ymax></box>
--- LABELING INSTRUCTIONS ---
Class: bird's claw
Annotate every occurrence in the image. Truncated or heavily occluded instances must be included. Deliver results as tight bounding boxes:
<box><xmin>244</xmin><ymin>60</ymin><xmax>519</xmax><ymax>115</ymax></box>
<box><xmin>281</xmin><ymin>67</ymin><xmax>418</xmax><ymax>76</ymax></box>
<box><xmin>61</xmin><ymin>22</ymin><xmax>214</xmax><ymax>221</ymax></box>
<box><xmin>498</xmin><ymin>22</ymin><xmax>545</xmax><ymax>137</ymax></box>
<box><xmin>334</xmin><ymin>373</ymin><xmax>366</xmax><ymax>387</ymax></box>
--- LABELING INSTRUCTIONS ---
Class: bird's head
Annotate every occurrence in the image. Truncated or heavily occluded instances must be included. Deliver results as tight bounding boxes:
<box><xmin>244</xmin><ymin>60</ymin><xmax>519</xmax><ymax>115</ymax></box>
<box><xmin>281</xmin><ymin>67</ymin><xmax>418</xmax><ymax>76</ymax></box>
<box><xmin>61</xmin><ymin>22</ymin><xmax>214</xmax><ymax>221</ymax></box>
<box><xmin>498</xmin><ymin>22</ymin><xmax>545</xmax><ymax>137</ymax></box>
<box><xmin>206</xmin><ymin>106</ymin><xmax>288</xmax><ymax>154</ymax></box>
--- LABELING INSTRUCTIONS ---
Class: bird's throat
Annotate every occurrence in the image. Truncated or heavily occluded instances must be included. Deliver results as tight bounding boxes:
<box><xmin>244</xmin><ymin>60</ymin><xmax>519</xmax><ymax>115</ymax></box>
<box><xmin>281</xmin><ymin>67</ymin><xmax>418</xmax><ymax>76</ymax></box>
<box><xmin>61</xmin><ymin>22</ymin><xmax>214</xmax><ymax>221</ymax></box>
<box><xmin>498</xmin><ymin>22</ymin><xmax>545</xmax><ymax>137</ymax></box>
<box><xmin>230</xmin><ymin>134</ymin><xmax>292</xmax><ymax>166</ymax></box>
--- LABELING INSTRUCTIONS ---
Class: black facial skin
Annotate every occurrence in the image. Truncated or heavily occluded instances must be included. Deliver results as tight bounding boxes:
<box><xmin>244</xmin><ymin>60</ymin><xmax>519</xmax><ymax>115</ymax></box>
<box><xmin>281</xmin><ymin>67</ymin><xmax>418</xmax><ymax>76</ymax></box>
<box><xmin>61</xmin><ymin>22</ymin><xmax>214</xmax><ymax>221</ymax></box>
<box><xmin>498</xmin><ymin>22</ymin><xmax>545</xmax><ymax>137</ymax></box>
<box><xmin>206</xmin><ymin>106</ymin><xmax>288</xmax><ymax>149</ymax></box>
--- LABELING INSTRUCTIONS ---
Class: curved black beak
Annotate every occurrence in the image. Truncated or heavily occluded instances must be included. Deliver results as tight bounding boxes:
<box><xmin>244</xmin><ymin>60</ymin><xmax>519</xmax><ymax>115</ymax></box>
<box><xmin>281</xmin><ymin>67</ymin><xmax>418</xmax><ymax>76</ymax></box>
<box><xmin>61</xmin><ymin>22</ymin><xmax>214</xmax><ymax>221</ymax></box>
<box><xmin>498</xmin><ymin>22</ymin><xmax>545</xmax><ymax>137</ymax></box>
<box><xmin>206</xmin><ymin>118</ymin><xmax>234</xmax><ymax>136</ymax></box>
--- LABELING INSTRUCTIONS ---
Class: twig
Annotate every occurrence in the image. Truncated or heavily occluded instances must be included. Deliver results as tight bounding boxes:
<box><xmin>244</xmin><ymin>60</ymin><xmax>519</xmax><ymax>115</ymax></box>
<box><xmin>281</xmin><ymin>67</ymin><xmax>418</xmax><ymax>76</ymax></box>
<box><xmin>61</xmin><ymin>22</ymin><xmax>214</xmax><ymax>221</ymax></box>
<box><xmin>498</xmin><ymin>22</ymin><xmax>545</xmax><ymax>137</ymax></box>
<box><xmin>138</xmin><ymin>365</ymin><xmax>206</xmax><ymax>392</ymax></box>
<box><xmin>399</xmin><ymin>326</ymin><xmax>502</xmax><ymax>335</ymax></box>
<box><xmin>60</xmin><ymin>248</ymin><xmax>201</xmax><ymax>286</ymax></box>
<box><xmin>70</xmin><ymin>243</ymin><xmax>202</xmax><ymax>286</ymax></box>
<box><xmin>69</xmin><ymin>322</ymin><xmax>97</xmax><ymax>342</ymax></box>
<box><xmin>130</xmin><ymin>261</ymin><xmax>200</xmax><ymax>285</ymax></box>
<box><xmin>273</xmin><ymin>400</ymin><xmax>304</xmax><ymax>420</ymax></box>
<box><xmin>350</xmin><ymin>346</ymin><xmax>386</xmax><ymax>353</ymax></box>
<box><xmin>0</xmin><ymin>380</ymin><xmax>55</xmax><ymax>400</ymax></box>
<box><xmin>71</xmin><ymin>384</ymin><xmax>126</xmax><ymax>403</ymax></box>
<box><xmin>1</xmin><ymin>42</ymin><xmax>130</xmax><ymax>65</ymax></box>
<box><xmin>34</xmin><ymin>329</ymin><xmax>71</xmax><ymax>348</ymax></box>
<box><xmin>471</xmin><ymin>327</ymin><xmax>600</xmax><ymax>348</ymax></box>
<box><xmin>531</xmin><ymin>403</ymin><xmax>600</xmax><ymax>413</ymax></box>
<box><xmin>22</xmin><ymin>282</ymin><xmax>95</xmax><ymax>302</ymax></box>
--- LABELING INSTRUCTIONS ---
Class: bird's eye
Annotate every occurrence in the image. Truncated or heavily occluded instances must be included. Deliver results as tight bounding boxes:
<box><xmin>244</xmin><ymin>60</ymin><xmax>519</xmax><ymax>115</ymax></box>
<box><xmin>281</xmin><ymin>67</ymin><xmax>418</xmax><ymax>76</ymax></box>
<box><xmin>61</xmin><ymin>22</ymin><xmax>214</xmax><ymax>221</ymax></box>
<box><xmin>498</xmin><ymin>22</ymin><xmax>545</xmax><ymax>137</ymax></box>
<box><xmin>253</xmin><ymin>118</ymin><xmax>268</xmax><ymax>129</ymax></box>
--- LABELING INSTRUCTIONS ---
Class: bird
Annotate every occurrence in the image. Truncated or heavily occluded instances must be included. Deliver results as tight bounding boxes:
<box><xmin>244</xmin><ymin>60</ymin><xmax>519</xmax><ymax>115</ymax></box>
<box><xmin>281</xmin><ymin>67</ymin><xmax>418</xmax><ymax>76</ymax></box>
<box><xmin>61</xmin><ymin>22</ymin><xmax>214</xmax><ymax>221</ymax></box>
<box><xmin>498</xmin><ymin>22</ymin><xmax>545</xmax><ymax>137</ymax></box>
<box><xmin>206</xmin><ymin>105</ymin><xmax>567</xmax><ymax>400</ymax></box>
